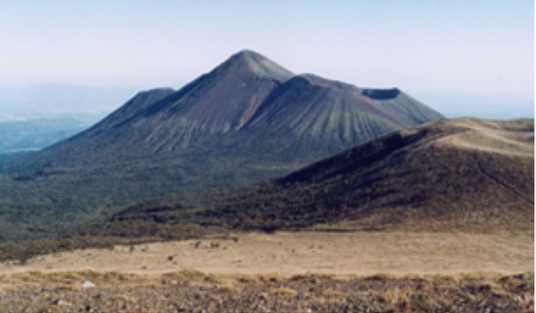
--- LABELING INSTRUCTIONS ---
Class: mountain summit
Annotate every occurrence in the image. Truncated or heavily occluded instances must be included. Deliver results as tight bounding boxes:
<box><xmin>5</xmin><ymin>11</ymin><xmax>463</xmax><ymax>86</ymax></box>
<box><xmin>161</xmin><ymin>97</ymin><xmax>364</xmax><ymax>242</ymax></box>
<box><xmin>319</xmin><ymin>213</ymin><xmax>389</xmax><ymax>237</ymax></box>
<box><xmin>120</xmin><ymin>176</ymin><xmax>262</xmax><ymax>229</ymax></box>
<box><xmin>219</xmin><ymin>49</ymin><xmax>294</xmax><ymax>81</ymax></box>
<box><xmin>143</xmin><ymin>50</ymin><xmax>294</xmax><ymax>132</ymax></box>
<box><xmin>1</xmin><ymin>50</ymin><xmax>444</xmax><ymax>241</ymax></box>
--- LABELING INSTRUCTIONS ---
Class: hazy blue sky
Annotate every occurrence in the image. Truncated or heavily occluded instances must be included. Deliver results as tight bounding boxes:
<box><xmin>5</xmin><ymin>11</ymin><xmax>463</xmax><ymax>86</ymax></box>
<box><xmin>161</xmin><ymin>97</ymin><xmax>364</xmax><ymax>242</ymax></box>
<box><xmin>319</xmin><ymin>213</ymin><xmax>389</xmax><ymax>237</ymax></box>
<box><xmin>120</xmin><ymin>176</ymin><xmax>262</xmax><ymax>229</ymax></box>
<box><xmin>0</xmin><ymin>0</ymin><xmax>533</xmax><ymax>117</ymax></box>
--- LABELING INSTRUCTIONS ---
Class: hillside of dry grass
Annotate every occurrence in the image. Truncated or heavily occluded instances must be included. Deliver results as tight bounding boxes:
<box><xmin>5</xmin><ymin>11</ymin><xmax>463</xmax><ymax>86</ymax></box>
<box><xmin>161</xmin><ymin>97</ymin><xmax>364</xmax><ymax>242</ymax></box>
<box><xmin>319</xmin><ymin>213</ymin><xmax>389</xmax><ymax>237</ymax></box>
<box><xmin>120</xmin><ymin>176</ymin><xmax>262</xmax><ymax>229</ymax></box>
<box><xmin>1</xmin><ymin>231</ymin><xmax>532</xmax><ymax>276</ymax></box>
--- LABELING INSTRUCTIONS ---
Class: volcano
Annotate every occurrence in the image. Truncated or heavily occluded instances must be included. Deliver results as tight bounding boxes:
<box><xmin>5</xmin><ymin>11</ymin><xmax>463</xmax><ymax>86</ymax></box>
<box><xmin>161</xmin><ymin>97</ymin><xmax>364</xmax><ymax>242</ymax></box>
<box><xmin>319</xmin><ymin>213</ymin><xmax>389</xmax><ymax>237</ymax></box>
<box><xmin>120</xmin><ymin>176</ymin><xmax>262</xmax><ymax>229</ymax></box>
<box><xmin>0</xmin><ymin>50</ymin><xmax>443</xmax><ymax>241</ymax></box>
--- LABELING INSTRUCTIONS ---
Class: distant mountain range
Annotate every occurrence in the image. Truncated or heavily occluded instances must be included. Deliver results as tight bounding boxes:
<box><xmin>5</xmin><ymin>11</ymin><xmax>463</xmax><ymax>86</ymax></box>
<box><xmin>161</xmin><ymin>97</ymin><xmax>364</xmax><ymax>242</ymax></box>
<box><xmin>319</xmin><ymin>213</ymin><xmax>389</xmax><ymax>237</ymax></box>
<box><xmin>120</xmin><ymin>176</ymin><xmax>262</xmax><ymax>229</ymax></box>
<box><xmin>0</xmin><ymin>50</ymin><xmax>443</xmax><ymax>242</ymax></box>
<box><xmin>0</xmin><ymin>115</ymin><xmax>100</xmax><ymax>155</ymax></box>
<box><xmin>0</xmin><ymin>84</ymin><xmax>142</xmax><ymax>156</ymax></box>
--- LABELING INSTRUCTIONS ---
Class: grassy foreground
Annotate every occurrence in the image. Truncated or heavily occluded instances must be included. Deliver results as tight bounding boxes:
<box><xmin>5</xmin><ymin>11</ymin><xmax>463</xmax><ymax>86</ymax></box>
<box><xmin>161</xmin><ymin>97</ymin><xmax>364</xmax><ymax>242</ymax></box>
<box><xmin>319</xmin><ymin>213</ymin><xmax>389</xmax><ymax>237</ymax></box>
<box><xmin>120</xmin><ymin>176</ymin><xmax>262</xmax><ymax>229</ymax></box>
<box><xmin>0</xmin><ymin>270</ymin><xmax>533</xmax><ymax>312</ymax></box>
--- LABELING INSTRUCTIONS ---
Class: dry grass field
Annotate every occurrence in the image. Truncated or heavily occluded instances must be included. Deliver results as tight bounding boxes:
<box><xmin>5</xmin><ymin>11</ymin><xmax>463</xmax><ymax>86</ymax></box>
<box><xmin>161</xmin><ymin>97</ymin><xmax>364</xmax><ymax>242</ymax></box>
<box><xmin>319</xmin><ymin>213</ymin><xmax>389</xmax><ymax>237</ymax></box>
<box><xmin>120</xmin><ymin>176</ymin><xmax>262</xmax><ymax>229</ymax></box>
<box><xmin>0</xmin><ymin>225</ymin><xmax>532</xmax><ymax>312</ymax></box>
<box><xmin>0</xmin><ymin>231</ymin><xmax>532</xmax><ymax>276</ymax></box>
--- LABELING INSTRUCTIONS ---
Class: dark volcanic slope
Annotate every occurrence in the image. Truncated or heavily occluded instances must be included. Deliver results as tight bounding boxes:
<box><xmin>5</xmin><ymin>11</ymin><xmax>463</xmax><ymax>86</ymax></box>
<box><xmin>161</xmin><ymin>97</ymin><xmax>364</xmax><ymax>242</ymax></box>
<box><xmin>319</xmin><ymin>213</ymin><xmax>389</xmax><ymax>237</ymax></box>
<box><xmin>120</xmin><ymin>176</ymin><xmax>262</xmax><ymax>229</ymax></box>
<box><xmin>245</xmin><ymin>75</ymin><xmax>404</xmax><ymax>141</ymax></box>
<box><xmin>8</xmin><ymin>51</ymin><xmax>440</xmax><ymax>170</ymax></box>
<box><xmin>98</xmin><ymin>118</ymin><xmax>533</xmax><ymax>236</ymax></box>
<box><xmin>0</xmin><ymin>50</ymin><xmax>443</xmax><ymax>241</ymax></box>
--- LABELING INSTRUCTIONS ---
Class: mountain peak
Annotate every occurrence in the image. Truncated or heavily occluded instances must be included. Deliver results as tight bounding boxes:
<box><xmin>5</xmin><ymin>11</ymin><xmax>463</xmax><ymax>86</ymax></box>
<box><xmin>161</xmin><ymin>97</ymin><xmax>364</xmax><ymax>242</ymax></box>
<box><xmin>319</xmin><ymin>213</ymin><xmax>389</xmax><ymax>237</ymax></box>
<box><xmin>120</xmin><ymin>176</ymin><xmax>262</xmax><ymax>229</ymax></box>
<box><xmin>215</xmin><ymin>49</ymin><xmax>294</xmax><ymax>82</ymax></box>
<box><xmin>228</xmin><ymin>49</ymin><xmax>270</xmax><ymax>64</ymax></box>
<box><xmin>235</xmin><ymin>49</ymin><xmax>263</xmax><ymax>58</ymax></box>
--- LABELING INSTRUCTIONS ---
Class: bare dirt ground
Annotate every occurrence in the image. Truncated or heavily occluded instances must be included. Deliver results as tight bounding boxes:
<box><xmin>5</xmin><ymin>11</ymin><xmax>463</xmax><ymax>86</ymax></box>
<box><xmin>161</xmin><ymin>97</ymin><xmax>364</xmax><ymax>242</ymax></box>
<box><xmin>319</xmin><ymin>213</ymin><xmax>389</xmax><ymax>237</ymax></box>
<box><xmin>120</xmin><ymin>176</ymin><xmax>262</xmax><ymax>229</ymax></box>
<box><xmin>0</xmin><ymin>270</ymin><xmax>534</xmax><ymax>313</ymax></box>
<box><xmin>0</xmin><ymin>231</ymin><xmax>532</xmax><ymax>276</ymax></box>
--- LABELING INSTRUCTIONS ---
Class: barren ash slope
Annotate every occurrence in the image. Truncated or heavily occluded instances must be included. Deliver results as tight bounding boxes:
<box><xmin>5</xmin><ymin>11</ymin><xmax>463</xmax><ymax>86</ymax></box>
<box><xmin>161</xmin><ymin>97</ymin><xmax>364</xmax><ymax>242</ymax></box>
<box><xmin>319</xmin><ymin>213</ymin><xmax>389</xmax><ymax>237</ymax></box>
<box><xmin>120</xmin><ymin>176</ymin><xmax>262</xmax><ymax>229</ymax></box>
<box><xmin>98</xmin><ymin>117</ymin><xmax>533</xmax><ymax>237</ymax></box>
<box><xmin>0</xmin><ymin>50</ymin><xmax>443</xmax><ymax>241</ymax></box>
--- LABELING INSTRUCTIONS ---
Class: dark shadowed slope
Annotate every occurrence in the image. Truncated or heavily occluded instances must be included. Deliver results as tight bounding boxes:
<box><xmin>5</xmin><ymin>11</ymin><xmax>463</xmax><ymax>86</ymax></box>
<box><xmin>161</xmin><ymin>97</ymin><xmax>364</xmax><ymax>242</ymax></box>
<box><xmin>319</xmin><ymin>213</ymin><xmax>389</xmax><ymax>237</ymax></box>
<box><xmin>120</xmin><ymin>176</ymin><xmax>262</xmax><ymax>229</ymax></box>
<box><xmin>0</xmin><ymin>50</ymin><xmax>443</xmax><ymax>242</ymax></box>
<box><xmin>90</xmin><ymin>118</ymin><xmax>533</xmax><ymax>238</ymax></box>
